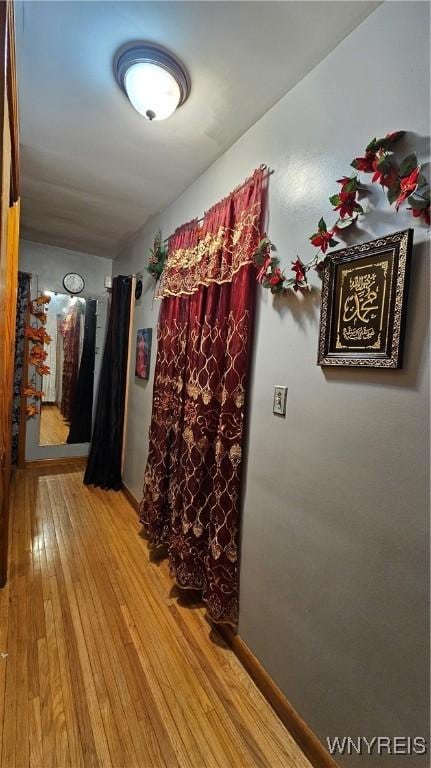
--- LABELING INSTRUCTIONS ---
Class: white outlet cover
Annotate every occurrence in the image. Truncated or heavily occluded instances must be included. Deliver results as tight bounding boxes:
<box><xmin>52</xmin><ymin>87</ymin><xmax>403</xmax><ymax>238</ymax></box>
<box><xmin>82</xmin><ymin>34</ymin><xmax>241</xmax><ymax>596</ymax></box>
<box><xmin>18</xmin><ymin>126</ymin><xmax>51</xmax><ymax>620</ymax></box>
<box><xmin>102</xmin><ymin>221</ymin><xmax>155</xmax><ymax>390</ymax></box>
<box><xmin>273</xmin><ymin>386</ymin><xmax>287</xmax><ymax>416</ymax></box>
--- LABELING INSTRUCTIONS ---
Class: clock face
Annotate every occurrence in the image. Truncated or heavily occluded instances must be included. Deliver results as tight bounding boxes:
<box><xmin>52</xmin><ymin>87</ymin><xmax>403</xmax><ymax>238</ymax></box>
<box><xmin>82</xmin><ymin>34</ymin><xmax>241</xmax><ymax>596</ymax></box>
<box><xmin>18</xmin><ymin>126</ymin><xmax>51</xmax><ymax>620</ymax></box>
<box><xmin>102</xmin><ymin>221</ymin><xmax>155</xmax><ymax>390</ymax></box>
<box><xmin>63</xmin><ymin>272</ymin><xmax>85</xmax><ymax>295</ymax></box>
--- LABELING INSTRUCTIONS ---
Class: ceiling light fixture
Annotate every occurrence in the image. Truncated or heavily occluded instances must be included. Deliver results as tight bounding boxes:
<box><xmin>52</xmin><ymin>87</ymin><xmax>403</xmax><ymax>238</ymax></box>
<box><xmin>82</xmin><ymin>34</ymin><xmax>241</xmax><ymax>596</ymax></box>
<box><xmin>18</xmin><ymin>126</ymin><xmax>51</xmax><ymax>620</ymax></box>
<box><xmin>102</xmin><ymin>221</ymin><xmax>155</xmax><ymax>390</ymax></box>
<box><xmin>115</xmin><ymin>42</ymin><xmax>190</xmax><ymax>121</ymax></box>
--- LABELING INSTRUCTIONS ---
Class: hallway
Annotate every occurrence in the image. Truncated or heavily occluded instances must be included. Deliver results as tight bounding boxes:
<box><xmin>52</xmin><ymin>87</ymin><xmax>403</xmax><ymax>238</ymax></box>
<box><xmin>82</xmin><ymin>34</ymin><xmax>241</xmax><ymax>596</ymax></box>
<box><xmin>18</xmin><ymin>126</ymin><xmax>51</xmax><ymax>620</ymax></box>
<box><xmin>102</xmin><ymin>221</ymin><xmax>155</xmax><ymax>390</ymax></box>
<box><xmin>1</xmin><ymin>467</ymin><xmax>311</xmax><ymax>768</ymax></box>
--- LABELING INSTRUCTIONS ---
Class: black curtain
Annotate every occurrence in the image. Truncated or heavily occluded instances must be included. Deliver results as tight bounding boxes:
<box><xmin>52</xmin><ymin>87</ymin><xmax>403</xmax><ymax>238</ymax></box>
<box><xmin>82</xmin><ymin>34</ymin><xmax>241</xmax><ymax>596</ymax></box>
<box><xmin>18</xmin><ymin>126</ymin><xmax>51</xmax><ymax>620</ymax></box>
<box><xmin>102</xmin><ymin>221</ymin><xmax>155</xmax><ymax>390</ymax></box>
<box><xmin>67</xmin><ymin>299</ymin><xmax>97</xmax><ymax>444</ymax></box>
<box><xmin>84</xmin><ymin>276</ymin><xmax>132</xmax><ymax>490</ymax></box>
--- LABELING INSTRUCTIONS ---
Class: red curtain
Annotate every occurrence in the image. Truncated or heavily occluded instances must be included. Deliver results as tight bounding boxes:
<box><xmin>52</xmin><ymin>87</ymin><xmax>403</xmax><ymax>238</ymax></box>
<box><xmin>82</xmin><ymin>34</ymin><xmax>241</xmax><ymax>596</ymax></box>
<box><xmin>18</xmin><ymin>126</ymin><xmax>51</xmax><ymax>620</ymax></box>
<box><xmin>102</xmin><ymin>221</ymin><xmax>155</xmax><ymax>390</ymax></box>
<box><xmin>140</xmin><ymin>168</ymin><xmax>264</xmax><ymax>625</ymax></box>
<box><xmin>60</xmin><ymin>303</ymin><xmax>82</xmax><ymax>422</ymax></box>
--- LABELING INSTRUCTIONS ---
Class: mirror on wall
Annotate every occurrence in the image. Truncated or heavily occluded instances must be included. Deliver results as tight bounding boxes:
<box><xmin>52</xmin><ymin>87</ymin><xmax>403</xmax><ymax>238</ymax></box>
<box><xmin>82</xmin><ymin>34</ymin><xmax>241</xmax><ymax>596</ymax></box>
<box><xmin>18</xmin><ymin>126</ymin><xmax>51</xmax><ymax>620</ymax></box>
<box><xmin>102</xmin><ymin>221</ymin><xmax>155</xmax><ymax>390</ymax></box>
<box><xmin>38</xmin><ymin>292</ymin><xmax>98</xmax><ymax>446</ymax></box>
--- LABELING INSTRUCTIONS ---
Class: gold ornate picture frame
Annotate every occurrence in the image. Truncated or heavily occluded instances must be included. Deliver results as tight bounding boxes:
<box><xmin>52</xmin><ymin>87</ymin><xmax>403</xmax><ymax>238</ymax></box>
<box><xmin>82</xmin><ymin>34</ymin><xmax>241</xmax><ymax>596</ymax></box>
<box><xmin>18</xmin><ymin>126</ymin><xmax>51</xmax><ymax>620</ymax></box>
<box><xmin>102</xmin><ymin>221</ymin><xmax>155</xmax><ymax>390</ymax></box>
<box><xmin>318</xmin><ymin>229</ymin><xmax>413</xmax><ymax>368</ymax></box>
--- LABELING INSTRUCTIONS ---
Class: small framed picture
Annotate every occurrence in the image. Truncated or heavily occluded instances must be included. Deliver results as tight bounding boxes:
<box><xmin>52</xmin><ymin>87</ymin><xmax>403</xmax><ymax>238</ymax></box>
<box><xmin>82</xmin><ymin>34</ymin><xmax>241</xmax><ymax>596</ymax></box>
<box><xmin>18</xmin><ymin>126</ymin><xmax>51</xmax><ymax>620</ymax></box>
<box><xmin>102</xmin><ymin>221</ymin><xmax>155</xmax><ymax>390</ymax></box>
<box><xmin>317</xmin><ymin>229</ymin><xmax>413</xmax><ymax>368</ymax></box>
<box><xmin>135</xmin><ymin>328</ymin><xmax>152</xmax><ymax>379</ymax></box>
<box><xmin>273</xmin><ymin>386</ymin><xmax>287</xmax><ymax>416</ymax></box>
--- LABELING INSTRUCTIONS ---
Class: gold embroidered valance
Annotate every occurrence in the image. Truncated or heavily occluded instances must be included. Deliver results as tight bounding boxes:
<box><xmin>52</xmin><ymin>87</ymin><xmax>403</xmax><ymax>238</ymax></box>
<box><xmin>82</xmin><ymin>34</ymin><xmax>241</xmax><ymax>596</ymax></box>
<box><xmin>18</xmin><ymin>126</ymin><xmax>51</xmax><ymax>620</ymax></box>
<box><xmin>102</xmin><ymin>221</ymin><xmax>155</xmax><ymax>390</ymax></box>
<box><xmin>157</xmin><ymin>169</ymin><xmax>264</xmax><ymax>298</ymax></box>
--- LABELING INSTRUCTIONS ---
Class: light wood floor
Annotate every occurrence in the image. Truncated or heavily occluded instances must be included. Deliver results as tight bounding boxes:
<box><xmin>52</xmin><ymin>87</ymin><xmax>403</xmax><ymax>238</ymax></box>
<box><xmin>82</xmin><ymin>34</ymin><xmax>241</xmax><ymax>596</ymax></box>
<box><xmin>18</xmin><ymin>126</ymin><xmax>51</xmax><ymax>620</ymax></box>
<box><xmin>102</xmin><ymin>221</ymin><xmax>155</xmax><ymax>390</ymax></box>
<box><xmin>0</xmin><ymin>467</ymin><xmax>312</xmax><ymax>768</ymax></box>
<box><xmin>39</xmin><ymin>405</ymin><xmax>69</xmax><ymax>446</ymax></box>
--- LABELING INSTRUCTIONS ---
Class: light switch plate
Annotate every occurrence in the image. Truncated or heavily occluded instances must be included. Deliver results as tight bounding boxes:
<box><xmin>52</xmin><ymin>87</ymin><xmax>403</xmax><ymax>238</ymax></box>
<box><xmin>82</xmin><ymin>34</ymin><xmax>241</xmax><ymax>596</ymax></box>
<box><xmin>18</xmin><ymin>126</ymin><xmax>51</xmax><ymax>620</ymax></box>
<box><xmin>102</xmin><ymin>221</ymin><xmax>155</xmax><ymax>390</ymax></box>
<box><xmin>273</xmin><ymin>386</ymin><xmax>287</xmax><ymax>416</ymax></box>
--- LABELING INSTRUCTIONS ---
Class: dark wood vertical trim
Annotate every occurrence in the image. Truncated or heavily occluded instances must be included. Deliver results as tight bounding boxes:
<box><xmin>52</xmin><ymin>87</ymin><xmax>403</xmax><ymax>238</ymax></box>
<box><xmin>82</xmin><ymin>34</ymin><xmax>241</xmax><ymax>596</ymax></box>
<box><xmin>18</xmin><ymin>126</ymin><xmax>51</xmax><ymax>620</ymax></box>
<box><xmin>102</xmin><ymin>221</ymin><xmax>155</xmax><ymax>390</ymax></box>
<box><xmin>0</xmin><ymin>3</ymin><xmax>7</xmax><ymax>191</ymax></box>
<box><xmin>7</xmin><ymin>0</ymin><xmax>18</xmax><ymax>203</ymax></box>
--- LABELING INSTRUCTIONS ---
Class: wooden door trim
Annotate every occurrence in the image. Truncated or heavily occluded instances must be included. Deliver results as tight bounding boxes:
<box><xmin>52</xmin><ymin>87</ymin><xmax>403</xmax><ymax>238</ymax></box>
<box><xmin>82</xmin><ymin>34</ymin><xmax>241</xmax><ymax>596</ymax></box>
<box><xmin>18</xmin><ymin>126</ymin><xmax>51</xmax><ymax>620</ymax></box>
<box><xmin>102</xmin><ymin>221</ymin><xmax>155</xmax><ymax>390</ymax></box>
<box><xmin>0</xmin><ymin>0</ymin><xmax>20</xmax><ymax>586</ymax></box>
<box><xmin>6</xmin><ymin>0</ymin><xmax>18</xmax><ymax>203</ymax></box>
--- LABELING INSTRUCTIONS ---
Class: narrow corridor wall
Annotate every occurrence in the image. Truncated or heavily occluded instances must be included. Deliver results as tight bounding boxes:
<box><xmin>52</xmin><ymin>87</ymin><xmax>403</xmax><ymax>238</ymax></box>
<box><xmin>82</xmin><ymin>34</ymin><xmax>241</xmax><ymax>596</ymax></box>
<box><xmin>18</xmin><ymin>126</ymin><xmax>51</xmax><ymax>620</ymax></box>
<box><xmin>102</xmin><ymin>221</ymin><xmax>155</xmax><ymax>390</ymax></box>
<box><xmin>114</xmin><ymin>3</ymin><xmax>430</xmax><ymax>763</ymax></box>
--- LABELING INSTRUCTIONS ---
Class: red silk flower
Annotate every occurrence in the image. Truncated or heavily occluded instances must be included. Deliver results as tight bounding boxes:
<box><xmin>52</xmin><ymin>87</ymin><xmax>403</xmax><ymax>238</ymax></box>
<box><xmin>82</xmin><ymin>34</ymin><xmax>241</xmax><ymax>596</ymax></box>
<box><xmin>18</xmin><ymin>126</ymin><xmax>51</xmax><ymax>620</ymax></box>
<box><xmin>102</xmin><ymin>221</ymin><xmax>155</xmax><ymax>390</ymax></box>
<box><xmin>371</xmin><ymin>159</ymin><xmax>398</xmax><ymax>189</ymax></box>
<box><xmin>257</xmin><ymin>255</ymin><xmax>272</xmax><ymax>283</ymax></box>
<box><xmin>351</xmin><ymin>153</ymin><xmax>375</xmax><ymax>173</ymax></box>
<box><xmin>395</xmin><ymin>167</ymin><xmax>420</xmax><ymax>210</ymax></box>
<box><xmin>269</xmin><ymin>267</ymin><xmax>284</xmax><ymax>286</ymax></box>
<box><xmin>311</xmin><ymin>230</ymin><xmax>334</xmax><ymax>253</ymax></box>
<box><xmin>333</xmin><ymin>191</ymin><xmax>358</xmax><ymax>219</ymax></box>
<box><xmin>291</xmin><ymin>258</ymin><xmax>305</xmax><ymax>282</ymax></box>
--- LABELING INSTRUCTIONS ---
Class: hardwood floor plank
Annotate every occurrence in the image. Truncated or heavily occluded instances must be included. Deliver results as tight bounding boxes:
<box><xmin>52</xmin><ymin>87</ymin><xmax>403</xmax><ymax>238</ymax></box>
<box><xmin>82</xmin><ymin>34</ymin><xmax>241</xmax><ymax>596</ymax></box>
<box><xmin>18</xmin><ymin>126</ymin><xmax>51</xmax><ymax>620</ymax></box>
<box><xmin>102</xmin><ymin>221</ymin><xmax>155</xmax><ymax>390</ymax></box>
<box><xmin>28</xmin><ymin>697</ymin><xmax>43</xmax><ymax>768</ymax></box>
<box><xmin>38</xmin><ymin>636</ymin><xmax>55</xmax><ymax>768</ymax></box>
<box><xmin>16</xmin><ymin>574</ymin><xmax>29</xmax><ymax>768</ymax></box>
<box><xmin>49</xmin><ymin>574</ymin><xmax>85</xmax><ymax>768</ymax></box>
<box><xmin>1</xmin><ymin>475</ymin><xmax>19</xmax><ymax>768</ymax></box>
<box><xmin>26</xmin><ymin>472</ymin><xmax>40</xmax><ymax>702</ymax></box>
<box><xmin>39</xmin><ymin>405</ymin><xmax>69</xmax><ymax>447</ymax></box>
<box><xmin>73</xmin><ymin>579</ymin><xmax>140</xmax><ymax>768</ymax></box>
<box><xmin>44</xmin><ymin>598</ymin><xmax>70</xmax><ymax>767</ymax></box>
<box><xmin>62</xmin><ymin>479</ymin><xmax>180</xmax><ymax>768</ymax></box>
<box><xmin>3</xmin><ymin>467</ymin><xmax>312</xmax><ymax>768</ymax></box>
<box><xmin>45</xmin><ymin>480</ymin><xmax>111</xmax><ymax>768</ymax></box>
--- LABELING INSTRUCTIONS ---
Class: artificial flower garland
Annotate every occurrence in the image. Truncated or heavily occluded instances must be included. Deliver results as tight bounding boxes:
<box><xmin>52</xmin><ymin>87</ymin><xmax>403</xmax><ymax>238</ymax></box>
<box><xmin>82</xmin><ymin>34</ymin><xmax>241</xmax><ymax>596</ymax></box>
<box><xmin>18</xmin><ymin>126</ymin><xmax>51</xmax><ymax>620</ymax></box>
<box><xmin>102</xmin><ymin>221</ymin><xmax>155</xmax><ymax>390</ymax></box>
<box><xmin>147</xmin><ymin>230</ymin><xmax>167</xmax><ymax>281</ymax></box>
<box><xmin>253</xmin><ymin>131</ymin><xmax>430</xmax><ymax>294</ymax></box>
<box><xmin>24</xmin><ymin>293</ymin><xmax>52</xmax><ymax>417</ymax></box>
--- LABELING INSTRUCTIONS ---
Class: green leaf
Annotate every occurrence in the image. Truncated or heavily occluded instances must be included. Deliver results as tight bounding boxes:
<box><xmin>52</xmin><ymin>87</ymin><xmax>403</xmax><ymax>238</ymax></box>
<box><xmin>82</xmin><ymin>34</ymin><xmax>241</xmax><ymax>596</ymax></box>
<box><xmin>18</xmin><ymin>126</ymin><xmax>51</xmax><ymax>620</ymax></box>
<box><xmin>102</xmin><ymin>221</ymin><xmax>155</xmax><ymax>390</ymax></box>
<box><xmin>387</xmin><ymin>184</ymin><xmax>400</xmax><ymax>205</ymax></box>
<box><xmin>318</xmin><ymin>217</ymin><xmax>327</xmax><ymax>232</ymax></box>
<box><xmin>329</xmin><ymin>194</ymin><xmax>340</xmax><ymax>206</ymax></box>
<box><xmin>407</xmin><ymin>195</ymin><xmax>428</xmax><ymax>210</ymax></box>
<box><xmin>329</xmin><ymin>238</ymin><xmax>339</xmax><ymax>248</ymax></box>
<box><xmin>353</xmin><ymin>203</ymin><xmax>364</xmax><ymax>214</ymax></box>
<box><xmin>343</xmin><ymin>177</ymin><xmax>358</xmax><ymax>193</ymax></box>
<box><xmin>271</xmin><ymin>283</ymin><xmax>285</xmax><ymax>295</ymax></box>
<box><xmin>351</xmin><ymin>159</ymin><xmax>360</xmax><ymax>170</ymax></box>
<box><xmin>376</xmin><ymin>152</ymin><xmax>394</xmax><ymax>171</ymax></box>
<box><xmin>366</xmin><ymin>137</ymin><xmax>378</xmax><ymax>153</ymax></box>
<box><xmin>399</xmin><ymin>153</ymin><xmax>417</xmax><ymax>178</ymax></box>
<box><xmin>416</xmin><ymin>174</ymin><xmax>428</xmax><ymax>190</ymax></box>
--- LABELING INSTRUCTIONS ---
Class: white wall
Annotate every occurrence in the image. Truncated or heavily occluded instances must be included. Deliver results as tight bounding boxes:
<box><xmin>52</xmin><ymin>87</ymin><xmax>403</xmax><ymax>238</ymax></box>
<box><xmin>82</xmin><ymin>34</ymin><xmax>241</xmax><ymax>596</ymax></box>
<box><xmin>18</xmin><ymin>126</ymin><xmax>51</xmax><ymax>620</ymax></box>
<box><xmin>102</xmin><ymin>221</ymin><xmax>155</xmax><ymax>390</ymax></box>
<box><xmin>19</xmin><ymin>239</ymin><xmax>112</xmax><ymax>296</ymax></box>
<box><xmin>19</xmin><ymin>239</ymin><xmax>112</xmax><ymax>460</ymax></box>
<box><xmin>114</xmin><ymin>3</ymin><xmax>430</xmax><ymax>763</ymax></box>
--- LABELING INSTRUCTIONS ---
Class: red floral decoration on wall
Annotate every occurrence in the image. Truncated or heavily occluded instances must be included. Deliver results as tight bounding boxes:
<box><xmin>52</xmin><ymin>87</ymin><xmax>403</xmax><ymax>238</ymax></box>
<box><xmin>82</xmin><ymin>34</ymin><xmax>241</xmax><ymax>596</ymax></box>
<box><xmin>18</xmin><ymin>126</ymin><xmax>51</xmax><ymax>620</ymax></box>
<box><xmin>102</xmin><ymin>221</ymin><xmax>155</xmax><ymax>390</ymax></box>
<box><xmin>254</xmin><ymin>131</ymin><xmax>430</xmax><ymax>294</ymax></box>
<box><xmin>24</xmin><ymin>293</ymin><xmax>51</xmax><ymax>417</ymax></box>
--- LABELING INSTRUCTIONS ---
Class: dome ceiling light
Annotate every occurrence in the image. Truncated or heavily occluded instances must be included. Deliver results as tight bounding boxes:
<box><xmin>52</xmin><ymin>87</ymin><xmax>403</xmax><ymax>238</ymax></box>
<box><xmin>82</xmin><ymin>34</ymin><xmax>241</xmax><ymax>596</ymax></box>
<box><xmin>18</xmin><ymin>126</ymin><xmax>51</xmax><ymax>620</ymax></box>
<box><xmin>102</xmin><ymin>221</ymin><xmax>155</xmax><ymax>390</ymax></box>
<box><xmin>115</xmin><ymin>42</ymin><xmax>190</xmax><ymax>121</ymax></box>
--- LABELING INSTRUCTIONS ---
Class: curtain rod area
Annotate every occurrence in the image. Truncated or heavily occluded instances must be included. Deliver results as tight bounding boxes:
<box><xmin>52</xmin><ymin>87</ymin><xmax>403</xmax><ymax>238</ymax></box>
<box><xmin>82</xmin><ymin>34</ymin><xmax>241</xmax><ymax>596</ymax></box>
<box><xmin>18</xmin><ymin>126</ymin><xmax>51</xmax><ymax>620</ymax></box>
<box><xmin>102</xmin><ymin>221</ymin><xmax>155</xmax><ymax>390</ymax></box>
<box><xmin>162</xmin><ymin>164</ymin><xmax>273</xmax><ymax>243</ymax></box>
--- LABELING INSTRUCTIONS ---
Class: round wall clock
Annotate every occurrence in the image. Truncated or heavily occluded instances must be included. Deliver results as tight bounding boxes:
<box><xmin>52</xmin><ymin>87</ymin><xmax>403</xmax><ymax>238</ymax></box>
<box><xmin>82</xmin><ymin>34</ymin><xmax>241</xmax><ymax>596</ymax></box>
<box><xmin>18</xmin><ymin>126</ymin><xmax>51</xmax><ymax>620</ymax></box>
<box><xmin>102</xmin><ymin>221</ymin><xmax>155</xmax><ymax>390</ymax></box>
<box><xmin>63</xmin><ymin>272</ymin><xmax>85</xmax><ymax>295</ymax></box>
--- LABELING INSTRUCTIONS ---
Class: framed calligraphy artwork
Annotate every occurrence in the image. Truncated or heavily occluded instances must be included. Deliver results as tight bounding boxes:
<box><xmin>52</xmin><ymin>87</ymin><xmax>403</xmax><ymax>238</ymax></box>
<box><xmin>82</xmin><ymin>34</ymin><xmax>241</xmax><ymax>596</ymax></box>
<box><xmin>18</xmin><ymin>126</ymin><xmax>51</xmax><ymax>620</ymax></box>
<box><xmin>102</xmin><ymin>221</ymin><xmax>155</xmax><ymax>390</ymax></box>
<box><xmin>318</xmin><ymin>229</ymin><xmax>413</xmax><ymax>368</ymax></box>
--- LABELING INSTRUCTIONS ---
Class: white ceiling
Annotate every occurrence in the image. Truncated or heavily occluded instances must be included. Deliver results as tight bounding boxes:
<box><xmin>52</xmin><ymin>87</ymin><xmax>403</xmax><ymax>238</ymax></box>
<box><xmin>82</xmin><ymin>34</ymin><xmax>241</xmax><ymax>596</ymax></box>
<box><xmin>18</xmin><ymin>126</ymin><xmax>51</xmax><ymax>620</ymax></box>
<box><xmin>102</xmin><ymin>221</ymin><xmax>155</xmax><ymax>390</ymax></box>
<box><xmin>16</xmin><ymin>1</ymin><xmax>379</xmax><ymax>258</ymax></box>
